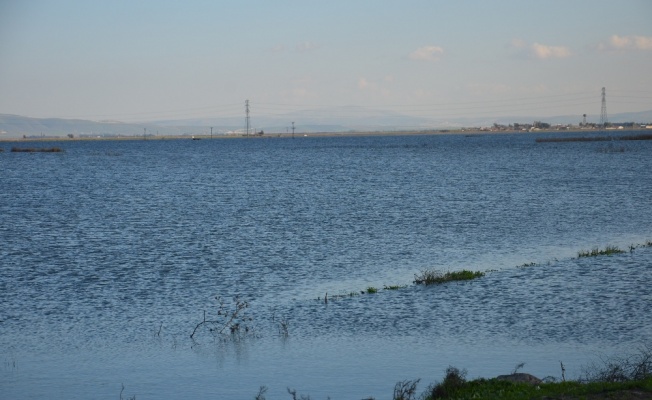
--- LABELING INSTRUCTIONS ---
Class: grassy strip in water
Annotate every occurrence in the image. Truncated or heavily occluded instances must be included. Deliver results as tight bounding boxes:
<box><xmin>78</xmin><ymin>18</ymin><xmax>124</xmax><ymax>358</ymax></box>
<box><xmin>323</xmin><ymin>240</ymin><xmax>651</xmax><ymax>302</ymax></box>
<box><xmin>384</xmin><ymin>284</ymin><xmax>408</xmax><ymax>290</ymax></box>
<box><xmin>414</xmin><ymin>269</ymin><xmax>485</xmax><ymax>285</ymax></box>
<box><xmin>577</xmin><ymin>245</ymin><xmax>625</xmax><ymax>258</ymax></box>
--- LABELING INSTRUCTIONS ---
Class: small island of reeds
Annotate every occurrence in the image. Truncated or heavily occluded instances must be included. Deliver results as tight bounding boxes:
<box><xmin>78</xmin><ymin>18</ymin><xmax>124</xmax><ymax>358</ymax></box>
<box><xmin>413</xmin><ymin>269</ymin><xmax>485</xmax><ymax>285</ymax></box>
<box><xmin>577</xmin><ymin>245</ymin><xmax>626</xmax><ymax>258</ymax></box>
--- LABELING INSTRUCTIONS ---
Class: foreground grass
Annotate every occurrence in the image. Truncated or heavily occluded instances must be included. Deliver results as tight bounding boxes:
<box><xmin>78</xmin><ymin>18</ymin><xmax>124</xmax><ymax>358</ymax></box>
<box><xmin>422</xmin><ymin>376</ymin><xmax>652</xmax><ymax>400</ymax></box>
<box><xmin>421</xmin><ymin>345</ymin><xmax>652</xmax><ymax>400</ymax></box>
<box><xmin>274</xmin><ymin>346</ymin><xmax>652</xmax><ymax>399</ymax></box>
<box><xmin>267</xmin><ymin>373</ymin><xmax>652</xmax><ymax>400</ymax></box>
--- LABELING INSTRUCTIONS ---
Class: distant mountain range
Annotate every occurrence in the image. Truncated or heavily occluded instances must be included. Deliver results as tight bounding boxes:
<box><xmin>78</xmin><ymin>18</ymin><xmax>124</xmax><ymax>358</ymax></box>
<box><xmin>2</xmin><ymin>108</ymin><xmax>652</xmax><ymax>138</ymax></box>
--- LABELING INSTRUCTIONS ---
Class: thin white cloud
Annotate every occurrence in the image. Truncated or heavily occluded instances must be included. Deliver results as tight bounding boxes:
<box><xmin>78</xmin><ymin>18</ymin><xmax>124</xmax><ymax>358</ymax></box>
<box><xmin>601</xmin><ymin>34</ymin><xmax>652</xmax><ymax>51</ymax></box>
<box><xmin>510</xmin><ymin>38</ymin><xmax>527</xmax><ymax>49</ymax></box>
<box><xmin>271</xmin><ymin>44</ymin><xmax>286</xmax><ymax>53</ymax></box>
<box><xmin>466</xmin><ymin>83</ymin><xmax>511</xmax><ymax>96</ymax></box>
<box><xmin>295</xmin><ymin>41</ymin><xmax>320</xmax><ymax>53</ymax></box>
<box><xmin>531</xmin><ymin>43</ymin><xmax>571</xmax><ymax>59</ymax></box>
<box><xmin>509</xmin><ymin>39</ymin><xmax>571</xmax><ymax>59</ymax></box>
<box><xmin>356</xmin><ymin>77</ymin><xmax>392</xmax><ymax>99</ymax></box>
<box><xmin>409</xmin><ymin>46</ymin><xmax>444</xmax><ymax>61</ymax></box>
<box><xmin>634</xmin><ymin>36</ymin><xmax>652</xmax><ymax>50</ymax></box>
<box><xmin>466</xmin><ymin>83</ymin><xmax>550</xmax><ymax>96</ymax></box>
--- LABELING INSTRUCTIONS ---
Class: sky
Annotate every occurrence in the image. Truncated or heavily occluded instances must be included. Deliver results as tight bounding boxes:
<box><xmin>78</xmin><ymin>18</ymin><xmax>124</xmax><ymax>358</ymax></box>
<box><xmin>1</xmin><ymin>0</ymin><xmax>651</xmax><ymax>123</ymax></box>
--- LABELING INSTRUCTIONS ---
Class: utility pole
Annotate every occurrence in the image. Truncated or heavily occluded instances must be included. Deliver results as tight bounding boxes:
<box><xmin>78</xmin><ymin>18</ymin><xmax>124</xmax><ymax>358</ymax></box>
<box><xmin>210</xmin><ymin>127</ymin><xmax>213</xmax><ymax>139</ymax></box>
<box><xmin>600</xmin><ymin>87</ymin><xmax>608</xmax><ymax>128</ymax></box>
<box><xmin>245</xmin><ymin>99</ymin><xmax>250</xmax><ymax>136</ymax></box>
<box><xmin>291</xmin><ymin>121</ymin><xmax>295</xmax><ymax>139</ymax></box>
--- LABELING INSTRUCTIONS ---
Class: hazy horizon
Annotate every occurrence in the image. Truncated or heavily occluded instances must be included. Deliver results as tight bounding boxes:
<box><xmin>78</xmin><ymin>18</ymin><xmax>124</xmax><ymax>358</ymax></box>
<box><xmin>1</xmin><ymin>1</ymin><xmax>651</xmax><ymax>123</ymax></box>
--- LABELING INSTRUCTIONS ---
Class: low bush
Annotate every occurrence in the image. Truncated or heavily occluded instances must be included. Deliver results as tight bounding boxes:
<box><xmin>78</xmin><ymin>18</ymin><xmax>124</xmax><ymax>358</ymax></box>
<box><xmin>190</xmin><ymin>295</ymin><xmax>254</xmax><ymax>341</ymax></box>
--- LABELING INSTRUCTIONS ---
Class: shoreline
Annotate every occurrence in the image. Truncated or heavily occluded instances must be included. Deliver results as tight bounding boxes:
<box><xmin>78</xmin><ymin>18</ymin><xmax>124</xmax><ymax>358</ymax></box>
<box><xmin>1</xmin><ymin>127</ymin><xmax>651</xmax><ymax>143</ymax></box>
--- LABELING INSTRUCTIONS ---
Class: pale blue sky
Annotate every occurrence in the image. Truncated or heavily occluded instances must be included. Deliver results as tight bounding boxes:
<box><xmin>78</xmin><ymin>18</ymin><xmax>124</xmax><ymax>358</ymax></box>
<box><xmin>1</xmin><ymin>0</ymin><xmax>651</xmax><ymax>122</ymax></box>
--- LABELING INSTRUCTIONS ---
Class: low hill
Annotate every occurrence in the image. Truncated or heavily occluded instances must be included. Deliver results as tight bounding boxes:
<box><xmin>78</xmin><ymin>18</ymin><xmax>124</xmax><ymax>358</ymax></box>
<box><xmin>2</xmin><ymin>109</ymin><xmax>651</xmax><ymax>138</ymax></box>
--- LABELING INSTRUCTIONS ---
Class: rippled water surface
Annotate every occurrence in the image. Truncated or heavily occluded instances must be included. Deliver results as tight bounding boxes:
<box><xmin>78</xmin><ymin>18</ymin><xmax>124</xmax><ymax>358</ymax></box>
<box><xmin>1</xmin><ymin>133</ymin><xmax>651</xmax><ymax>399</ymax></box>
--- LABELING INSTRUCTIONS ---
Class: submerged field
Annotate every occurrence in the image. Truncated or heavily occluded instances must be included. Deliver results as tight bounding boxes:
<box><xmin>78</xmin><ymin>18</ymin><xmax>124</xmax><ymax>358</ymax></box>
<box><xmin>1</xmin><ymin>132</ymin><xmax>651</xmax><ymax>399</ymax></box>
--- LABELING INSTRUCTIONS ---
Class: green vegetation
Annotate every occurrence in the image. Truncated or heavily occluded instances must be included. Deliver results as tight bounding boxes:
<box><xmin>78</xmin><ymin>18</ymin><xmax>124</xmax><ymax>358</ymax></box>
<box><xmin>10</xmin><ymin>146</ymin><xmax>63</xmax><ymax>152</ymax></box>
<box><xmin>413</xmin><ymin>269</ymin><xmax>485</xmax><ymax>285</ymax></box>
<box><xmin>384</xmin><ymin>284</ymin><xmax>408</xmax><ymax>290</ymax></box>
<box><xmin>421</xmin><ymin>346</ymin><xmax>652</xmax><ymax>399</ymax></box>
<box><xmin>577</xmin><ymin>245</ymin><xmax>625</xmax><ymax>258</ymax></box>
<box><xmin>319</xmin><ymin>240</ymin><xmax>652</xmax><ymax>303</ymax></box>
<box><xmin>256</xmin><ymin>346</ymin><xmax>652</xmax><ymax>399</ymax></box>
<box><xmin>424</xmin><ymin>376</ymin><xmax>652</xmax><ymax>400</ymax></box>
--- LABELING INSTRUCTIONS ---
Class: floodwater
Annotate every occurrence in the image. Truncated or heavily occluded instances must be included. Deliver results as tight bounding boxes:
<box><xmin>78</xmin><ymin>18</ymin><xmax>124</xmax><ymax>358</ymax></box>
<box><xmin>1</xmin><ymin>132</ymin><xmax>651</xmax><ymax>399</ymax></box>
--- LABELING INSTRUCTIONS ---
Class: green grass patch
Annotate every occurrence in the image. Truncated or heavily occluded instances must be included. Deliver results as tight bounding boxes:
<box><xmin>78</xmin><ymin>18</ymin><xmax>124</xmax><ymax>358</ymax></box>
<box><xmin>422</xmin><ymin>346</ymin><xmax>652</xmax><ymax>399</ymax></box>
<box><xmin>414</xmin><ymin>269</ymin><xmax>485</xmax><ymax>285</ymax></box>
<box><xmin>383</xmin><ymin>284</ymin><xmax>408</xmax><ymax>290</ymax></box>
<box><xmin>577</xmin><ymin>245</ymin><xmax>625</xmax><ymax>258</ymax></box>
<box><xmin>366</xmin><ymin>286</ymin><xmax>378</xmax><ymax>294</ymax></box>
<box><xmin>424</xmin><ymin>376</ymin><xmax>652</xmax><ymax>399</ymax></box>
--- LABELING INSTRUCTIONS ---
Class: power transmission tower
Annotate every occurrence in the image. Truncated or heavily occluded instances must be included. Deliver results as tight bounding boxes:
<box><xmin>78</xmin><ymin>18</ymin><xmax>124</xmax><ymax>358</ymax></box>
<box><xmin>600</xmin><ymin>87</ymin><xmax>608</xmax><ymax>127</ymax></box>
<box><xmin>245</xmin><ymin>99</ymin><xmax>250</xmax><ymax>136</ymax></box>
<box><xmin>291</xmin><ymin>121</ymin><xmax>295</xmax><ymax>139</ymax></box>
